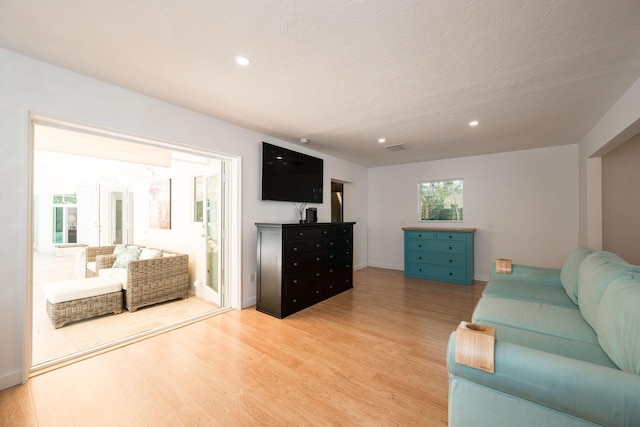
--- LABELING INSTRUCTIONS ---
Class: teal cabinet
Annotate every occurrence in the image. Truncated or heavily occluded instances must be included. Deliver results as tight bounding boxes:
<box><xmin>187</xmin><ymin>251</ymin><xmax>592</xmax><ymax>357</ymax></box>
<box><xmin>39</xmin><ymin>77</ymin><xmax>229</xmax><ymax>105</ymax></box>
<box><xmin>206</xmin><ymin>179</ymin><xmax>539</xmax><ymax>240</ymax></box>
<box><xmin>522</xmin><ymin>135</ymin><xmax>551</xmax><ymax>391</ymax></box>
<box><xmin>403</xmin><ymin>228</ymin><xmax>475</xmax><ymax>285</ymax></box>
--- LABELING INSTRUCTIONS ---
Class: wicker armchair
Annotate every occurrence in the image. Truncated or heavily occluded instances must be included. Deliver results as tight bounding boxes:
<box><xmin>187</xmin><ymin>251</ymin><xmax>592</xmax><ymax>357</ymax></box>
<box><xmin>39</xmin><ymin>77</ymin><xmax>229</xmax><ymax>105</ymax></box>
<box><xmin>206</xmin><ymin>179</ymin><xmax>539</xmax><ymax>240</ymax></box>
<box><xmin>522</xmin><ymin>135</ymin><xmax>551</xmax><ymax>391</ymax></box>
<box><xmin>85</xmin><ymin>245</ymin><xmax>116</xmax><ymax>277</ymax></box>
<box><xmin>95</xmin><ymin>250</ymin><xmax>190</xmax><ymax>312</ymax></box>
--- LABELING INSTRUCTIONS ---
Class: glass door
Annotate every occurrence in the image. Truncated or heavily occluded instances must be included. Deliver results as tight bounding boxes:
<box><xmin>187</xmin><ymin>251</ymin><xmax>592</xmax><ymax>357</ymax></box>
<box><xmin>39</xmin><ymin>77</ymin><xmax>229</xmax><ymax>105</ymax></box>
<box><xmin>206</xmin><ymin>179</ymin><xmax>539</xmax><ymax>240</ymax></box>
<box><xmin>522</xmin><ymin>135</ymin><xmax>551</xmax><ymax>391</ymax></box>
<box><xmin>98</xmin><ymin>185</ymin><xmax>131</xmax><ymax>245</ymax></box>
<box><xmin>196</xmin><ymin>161</ymin><xmax>226</xmax><ymax>306</ymax></box>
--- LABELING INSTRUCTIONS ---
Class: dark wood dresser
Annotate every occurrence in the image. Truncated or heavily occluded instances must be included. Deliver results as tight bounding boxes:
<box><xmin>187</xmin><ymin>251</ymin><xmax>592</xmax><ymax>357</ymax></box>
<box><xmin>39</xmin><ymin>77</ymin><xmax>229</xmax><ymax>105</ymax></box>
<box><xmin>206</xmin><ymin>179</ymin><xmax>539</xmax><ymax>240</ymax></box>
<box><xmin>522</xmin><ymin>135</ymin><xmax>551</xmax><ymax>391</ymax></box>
<box><xmin>256</xmin><ymin>222</ymin><xmax>355</xmax><ymax>318</ymax></box>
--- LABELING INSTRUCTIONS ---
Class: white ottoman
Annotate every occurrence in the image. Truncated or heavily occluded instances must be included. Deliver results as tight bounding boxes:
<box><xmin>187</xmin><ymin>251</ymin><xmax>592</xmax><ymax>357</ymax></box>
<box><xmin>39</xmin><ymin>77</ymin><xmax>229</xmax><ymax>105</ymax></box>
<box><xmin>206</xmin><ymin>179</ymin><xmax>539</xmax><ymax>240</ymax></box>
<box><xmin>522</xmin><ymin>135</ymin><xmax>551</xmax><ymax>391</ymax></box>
<box><xmin>42</xmin><ymin>276</ymin><xmax>124</xmax><ymax>328</ymax></box>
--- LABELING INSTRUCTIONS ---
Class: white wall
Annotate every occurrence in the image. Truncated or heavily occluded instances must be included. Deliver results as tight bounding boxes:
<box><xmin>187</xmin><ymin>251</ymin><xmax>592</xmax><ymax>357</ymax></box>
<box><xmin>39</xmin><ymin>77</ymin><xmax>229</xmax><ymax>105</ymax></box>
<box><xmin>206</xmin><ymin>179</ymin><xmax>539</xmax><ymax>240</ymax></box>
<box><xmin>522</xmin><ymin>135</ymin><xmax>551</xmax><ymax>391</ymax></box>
<box><xmin>578</xmin><ymin>76</ymin><xmax>640</xmax><ymax>249</ymax></box>
<box><xmin>0</xmin><ymin>48</ymin><xmax>368</xmax><ymax>390</ymax></box>
<box><xmin>368</xmin><ymin>145</ymin><xmax>580</xmax><ymax>280</ymax></box>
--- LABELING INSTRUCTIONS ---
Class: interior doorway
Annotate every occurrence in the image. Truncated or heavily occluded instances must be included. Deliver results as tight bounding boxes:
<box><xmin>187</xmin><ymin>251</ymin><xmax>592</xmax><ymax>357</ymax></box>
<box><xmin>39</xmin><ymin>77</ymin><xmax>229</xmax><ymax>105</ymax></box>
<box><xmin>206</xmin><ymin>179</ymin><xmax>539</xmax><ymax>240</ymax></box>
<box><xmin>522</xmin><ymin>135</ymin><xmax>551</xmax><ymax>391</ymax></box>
<box><xmin>30</xmin><ymin>120</ymin><xmax>234</xmax><ymax>372</ymax></box>
<box><xmin>331</xmin><ymin>180</ymin><xmax>344</xmax><ymax>223</ymax></box>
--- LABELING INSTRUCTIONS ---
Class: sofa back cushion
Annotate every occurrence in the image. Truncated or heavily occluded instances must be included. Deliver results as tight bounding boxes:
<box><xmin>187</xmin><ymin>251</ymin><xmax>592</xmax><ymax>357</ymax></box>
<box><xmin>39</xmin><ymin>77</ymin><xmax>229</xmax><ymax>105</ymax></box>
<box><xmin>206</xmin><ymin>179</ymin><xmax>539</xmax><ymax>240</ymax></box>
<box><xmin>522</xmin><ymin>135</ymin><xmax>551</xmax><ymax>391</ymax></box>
<box><xmin>578</xmin><ymin>251</ymin><xmax>639</xmax><ymax>329</ymax></box>
<box><xmin>596</xmin><ymin>273</ymin><xmax>640</xmax><ymax>374</ymax></box>
<box><xmin>112</xmin><ymin>247</ymin><xmax>143</xmax><ymax>268</ymax></box>
<box><xmin>560</xmin><ymin>247</ymin><xmax>594</xmax><ymax>304</ymax></box>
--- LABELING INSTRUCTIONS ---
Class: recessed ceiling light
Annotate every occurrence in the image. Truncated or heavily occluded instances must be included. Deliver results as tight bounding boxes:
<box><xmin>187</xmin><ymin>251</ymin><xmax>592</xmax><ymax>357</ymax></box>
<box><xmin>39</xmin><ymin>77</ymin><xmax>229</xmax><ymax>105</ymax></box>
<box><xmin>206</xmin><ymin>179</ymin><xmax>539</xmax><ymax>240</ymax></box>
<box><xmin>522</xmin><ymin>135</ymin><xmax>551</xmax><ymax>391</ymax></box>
<box><xmin>378</xmin><ymin>138</ymin><xmax>386</xmax><ymax>143</ymax></box>
<box><xmin>235</xmin><ymin>56</ymin><xmax>251</xmax><ymax>66</ymax></box>
<box><xmin>469</xmin><ymin>120</ymin><xmax>479</xmax><ymax>127</ymax></box>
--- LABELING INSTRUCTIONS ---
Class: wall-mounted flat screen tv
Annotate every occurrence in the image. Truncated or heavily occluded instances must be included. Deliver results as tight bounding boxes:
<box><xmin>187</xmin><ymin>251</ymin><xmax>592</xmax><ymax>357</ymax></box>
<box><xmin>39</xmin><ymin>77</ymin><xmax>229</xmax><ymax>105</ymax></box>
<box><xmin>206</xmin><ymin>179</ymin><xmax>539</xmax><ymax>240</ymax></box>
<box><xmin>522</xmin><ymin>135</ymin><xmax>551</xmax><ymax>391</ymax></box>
<box><xmin>262</xmin><ymin>142</ymin><xmax>323</xmax><ymax>203</ymax></box>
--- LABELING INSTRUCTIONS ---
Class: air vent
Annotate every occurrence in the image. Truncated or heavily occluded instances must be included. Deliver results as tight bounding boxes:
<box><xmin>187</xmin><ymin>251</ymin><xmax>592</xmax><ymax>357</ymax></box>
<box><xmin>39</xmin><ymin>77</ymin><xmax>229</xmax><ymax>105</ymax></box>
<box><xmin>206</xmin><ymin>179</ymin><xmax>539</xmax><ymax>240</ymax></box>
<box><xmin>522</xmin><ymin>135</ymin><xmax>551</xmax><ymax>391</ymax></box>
<box><xmin>384</xmin><ymin>144</ymin><xmax>407</xmax><ymax>152</ymax></box>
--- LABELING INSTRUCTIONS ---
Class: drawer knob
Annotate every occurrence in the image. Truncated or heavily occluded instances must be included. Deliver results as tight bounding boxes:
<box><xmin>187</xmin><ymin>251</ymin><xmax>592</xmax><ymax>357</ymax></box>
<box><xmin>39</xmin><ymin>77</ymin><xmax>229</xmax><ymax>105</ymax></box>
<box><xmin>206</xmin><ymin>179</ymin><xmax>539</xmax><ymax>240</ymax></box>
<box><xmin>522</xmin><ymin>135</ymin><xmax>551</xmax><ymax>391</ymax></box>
<box><xmin>293</xmin><ymin>247</ymin><xmax>298</xmax><ymax>251</ymax></box>
<box><xmin>449</xmin><ymin>259</ymin><xmax>452</xmax><ymax>263</ymax></box>
<box><xmin>449</xmin><ymin>235</ymin><xmax>453</xmax><ymax>239</ymax></box>
<box><xmin>329</xmin><ymin>269</ymin><xmax>334</xmax><ymax>273</ymax></box>
<box><xmin>315</xmin><ymin>243</ymin><xmax>321</xmax><ymax>248</ymax></box>
<box><xmin>315</xmin><ymin>290</ymin><xmax>320</xmax><ymax>294</ymax></box>
<box><xmin>449</xmin><ymin>272</ymin><xmax>453</xmax><ymax>276</ymax></box>
<box><xmin>329</xmin><ymin>285</ymin><xmax>334</xmax><ymax>289</ymax></box>
<box><xmin>316</xmin><ymin>257</ymin><xmax>321</xmax><ymax>261</ymax></box>
<box><xmin>315</xmin><ymin>273</ymin><xmax>320</xmax><ymax>277</ymax></box>
<box><xmin>418</xmin><ymin>244</ymin><xmax>422</xmax><ymax>248</ymax></box>
<box><xmin>293</xmin><ymin>279</ymin><xmax>298</xmax><ymax>284</ymax></box>
<box><xmin>329</xmin><ymin>242</ymin><xmax>334</xmax><ymax>246</ymax></box>
<box><xmin>419</xmin><ymin>268</ymin><xmax>422</xmax><ymax>272</ymax></box>
<box><xmin>292</xmin><ymin>298</ymin><xmax>297</xmax><ymax>303</ymax></box>
<box><xmin>418</xmin><ymin>234</ymin><xmax>422</xmax><ymax>237</ymax></box>
<box><xmin>449</xmin><ymin>247</ymin><xmax>452</xmax><ymax>250</ymax></box>
<box><xmin>419</xmin><ymin>256</ymin><xmax>422</xmax><ymax>260</ymax></box>
<box><xmin>298</xmin><ymin>232</ymin><xmax>304</xmax><ymax>236</ymax></box>
<box><xmin>293</xmin><ymin>262</ymin><xmax>298</xmax><ymax>266</ymax></box>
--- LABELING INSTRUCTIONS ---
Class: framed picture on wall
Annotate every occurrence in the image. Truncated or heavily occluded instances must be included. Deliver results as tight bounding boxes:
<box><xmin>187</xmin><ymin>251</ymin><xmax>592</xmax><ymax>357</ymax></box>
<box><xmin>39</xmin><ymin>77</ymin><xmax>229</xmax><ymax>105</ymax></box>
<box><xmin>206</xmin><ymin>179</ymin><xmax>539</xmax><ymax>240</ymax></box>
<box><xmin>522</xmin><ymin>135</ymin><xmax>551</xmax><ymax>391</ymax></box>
<box><xmin>149</xmin><ymin>179</ymin><xmax>171</xmax><ymax>229</ymax></box>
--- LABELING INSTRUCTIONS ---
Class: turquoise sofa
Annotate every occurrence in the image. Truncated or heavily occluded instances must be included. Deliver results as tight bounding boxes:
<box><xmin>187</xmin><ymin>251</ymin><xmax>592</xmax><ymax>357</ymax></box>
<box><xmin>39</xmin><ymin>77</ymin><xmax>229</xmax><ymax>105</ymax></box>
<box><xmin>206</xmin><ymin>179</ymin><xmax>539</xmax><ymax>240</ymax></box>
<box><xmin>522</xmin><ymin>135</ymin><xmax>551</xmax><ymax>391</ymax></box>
<box><xmin>447</xmin><ymin>248</ymin><xmax>640</xmax><ymax>427</ymax></box>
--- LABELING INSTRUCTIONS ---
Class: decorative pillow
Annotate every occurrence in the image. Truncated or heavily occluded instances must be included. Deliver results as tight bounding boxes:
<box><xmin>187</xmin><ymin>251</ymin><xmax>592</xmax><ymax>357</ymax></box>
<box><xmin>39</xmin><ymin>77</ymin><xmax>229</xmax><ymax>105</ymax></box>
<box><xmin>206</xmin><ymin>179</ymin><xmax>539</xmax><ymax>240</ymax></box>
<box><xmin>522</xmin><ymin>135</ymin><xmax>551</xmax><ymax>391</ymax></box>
<box><xmin>560</xmin><ymin>247</ymin><xmax>594</xmax><ymax>304</ymax></box>
<box><xmin>596</xmin><ymin>273</ymin><xmax>640</xmax><ymax>374</ymax></box>
<box><xmin>578</xmin><ymin>251</ymin><xmax>640</xmax><ymax>329</ymax></box>
<box><xmin>112</xmin><ymin>247</ymin><xmax>142</xmax><ymax>268</ymax></box>
<box><xmin>113</xmin><ymin>244</ymin><xmax>127</xmax><ymax>255</ymax></box>
<box><xmin>139</xmin><ymin>248</ymin><xmax>163</xmax><ymax>260</ymax></box>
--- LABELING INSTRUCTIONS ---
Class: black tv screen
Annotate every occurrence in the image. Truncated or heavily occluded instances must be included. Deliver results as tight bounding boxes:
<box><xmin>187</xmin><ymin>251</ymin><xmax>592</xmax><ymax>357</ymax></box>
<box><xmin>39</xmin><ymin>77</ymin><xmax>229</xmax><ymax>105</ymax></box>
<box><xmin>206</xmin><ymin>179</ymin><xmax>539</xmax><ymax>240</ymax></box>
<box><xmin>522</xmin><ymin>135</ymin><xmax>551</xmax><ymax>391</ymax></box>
<box><xmin>262</xmin><ymin>142</ymin><xmax>323</xmax><ymax>203</ymax></box>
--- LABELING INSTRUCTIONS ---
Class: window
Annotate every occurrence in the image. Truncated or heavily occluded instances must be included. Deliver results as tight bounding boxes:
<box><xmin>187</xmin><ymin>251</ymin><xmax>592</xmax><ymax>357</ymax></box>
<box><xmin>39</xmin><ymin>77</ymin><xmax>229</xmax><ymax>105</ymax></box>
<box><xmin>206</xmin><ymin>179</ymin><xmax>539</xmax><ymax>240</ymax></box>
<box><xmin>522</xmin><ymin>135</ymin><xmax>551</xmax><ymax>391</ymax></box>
<box><xmin>419</xmin><ymin>179</ymin><xmax>463</xmax><ymax>221</ymax></box>
<box><xmin>52</xmin><ymin>193</ymin><xmax>77</xmax><ymax>244</ymax></box>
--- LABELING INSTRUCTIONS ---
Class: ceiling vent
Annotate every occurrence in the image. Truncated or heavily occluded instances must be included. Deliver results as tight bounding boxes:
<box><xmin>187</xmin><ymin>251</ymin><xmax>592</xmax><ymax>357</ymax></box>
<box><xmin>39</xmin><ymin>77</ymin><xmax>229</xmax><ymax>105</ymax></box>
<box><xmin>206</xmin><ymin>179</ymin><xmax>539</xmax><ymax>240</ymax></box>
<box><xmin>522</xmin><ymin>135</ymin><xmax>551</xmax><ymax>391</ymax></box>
<box><xmin>384</xmin><ymin>144</ymin><xmax>407</xmax><ymax>152</ymax></box>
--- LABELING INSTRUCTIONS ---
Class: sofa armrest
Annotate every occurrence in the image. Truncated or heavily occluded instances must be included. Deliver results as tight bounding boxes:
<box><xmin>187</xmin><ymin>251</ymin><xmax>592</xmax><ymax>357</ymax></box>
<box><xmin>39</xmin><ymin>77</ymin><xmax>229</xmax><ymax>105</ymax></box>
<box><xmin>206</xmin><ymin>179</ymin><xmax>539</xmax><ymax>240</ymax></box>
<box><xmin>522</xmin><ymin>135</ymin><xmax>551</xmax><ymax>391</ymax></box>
<box><xmin>96</xmin><ymin>254</ymin><xmax>116</xmax><ymax>271</ymax></box>
<box><xmin>447</xmin><ymin>332</ymin><xmax>640</xmax><ymax>426</ymax></box>
<box><xmin>490</xmin><ymin>262</ymin><xmax>562</xmax><ymax>288</ymax></box>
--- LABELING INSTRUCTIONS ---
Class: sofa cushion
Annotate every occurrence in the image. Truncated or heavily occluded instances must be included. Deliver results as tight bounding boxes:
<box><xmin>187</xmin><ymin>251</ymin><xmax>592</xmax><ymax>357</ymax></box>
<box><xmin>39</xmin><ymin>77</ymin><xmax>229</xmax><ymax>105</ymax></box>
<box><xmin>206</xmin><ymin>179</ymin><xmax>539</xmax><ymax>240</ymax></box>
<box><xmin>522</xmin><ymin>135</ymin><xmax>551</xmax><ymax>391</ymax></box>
<box><xmin>139</xmin><ymin>248</ymin><xmax>163</xmax><ymax>260</ymax></box>
<box><xmin>113</xmin><ymin>243</ymin><xmax>127</xmax><ymax>255</ymax></box>
<box><xmin>98</xmin><ymin>268</ymin><xmax>128</xmax><ymax>289</ymax></box>
<box><xmin>596</xmin><ymin>273</ymin><xmax>640</xmax><ymax>374</ymax></box>
<box><xmin>483</xmin><ymin>279</ymin><xmax>577</xmax><ymax>308</ymax></box>
<box><xmin>472</xmin><ymin>296</ymin><xmax>598</xmax><ymax>344</ymax></box>
<box><xmin>577</xmin><ymin>251</ymin><xmax>640</xmax><ymax>329</ymax></box>
<box><xmin>560</xmin><ymin>247</ymin><xmax>593</xmax><ymax>304</ymax></box>
<box><xmin>478</xmin><ymin>321</ymin><xmax>615</xmax><ymax>368</ymax></box>
<box><xmin>112</xmin><ymin>247</ymin><xmax>142</xmax><ymax>268</ymax></box>
<box><xmin>42</xmin><ymin>276</ymin><xmax>123</xmax><ymax>304</ymax></box>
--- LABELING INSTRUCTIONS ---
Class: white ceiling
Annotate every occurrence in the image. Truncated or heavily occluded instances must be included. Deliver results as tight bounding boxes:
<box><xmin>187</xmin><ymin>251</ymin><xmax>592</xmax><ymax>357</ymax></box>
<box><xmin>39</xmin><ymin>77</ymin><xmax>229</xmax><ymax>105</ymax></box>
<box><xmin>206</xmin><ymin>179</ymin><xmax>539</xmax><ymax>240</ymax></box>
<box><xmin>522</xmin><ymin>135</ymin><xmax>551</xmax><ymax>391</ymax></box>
<box><xmin>33</xmin><ymin>125</ymin><xmax>214</xmax><ymax>192</ymax></box>
<box><xmin>3</xmin><ymin>1</ymin><xmax>640</xmax><ymax>167</ymax></box>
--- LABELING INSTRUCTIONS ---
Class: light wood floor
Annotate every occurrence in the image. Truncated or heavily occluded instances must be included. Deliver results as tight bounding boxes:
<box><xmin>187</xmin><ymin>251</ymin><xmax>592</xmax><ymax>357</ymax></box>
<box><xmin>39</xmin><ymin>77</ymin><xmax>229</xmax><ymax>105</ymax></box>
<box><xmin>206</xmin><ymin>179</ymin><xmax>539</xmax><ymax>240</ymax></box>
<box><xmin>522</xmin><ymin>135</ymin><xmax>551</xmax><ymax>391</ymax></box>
<box><xmin>1</xmin><ymin>267</ymin><xmax>485</xmax><ymax>426</ymax></box>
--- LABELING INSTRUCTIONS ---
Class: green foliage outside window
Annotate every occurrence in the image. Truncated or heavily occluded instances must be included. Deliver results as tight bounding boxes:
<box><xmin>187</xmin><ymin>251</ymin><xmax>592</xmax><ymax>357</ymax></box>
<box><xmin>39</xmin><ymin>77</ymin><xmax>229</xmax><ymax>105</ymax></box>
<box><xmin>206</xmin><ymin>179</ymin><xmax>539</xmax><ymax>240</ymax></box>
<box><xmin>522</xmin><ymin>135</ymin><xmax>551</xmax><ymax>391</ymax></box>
<box><xmin>419</xmin><ymin>179</ymin><xmax>463</xmax><ymax>221</ymax></box>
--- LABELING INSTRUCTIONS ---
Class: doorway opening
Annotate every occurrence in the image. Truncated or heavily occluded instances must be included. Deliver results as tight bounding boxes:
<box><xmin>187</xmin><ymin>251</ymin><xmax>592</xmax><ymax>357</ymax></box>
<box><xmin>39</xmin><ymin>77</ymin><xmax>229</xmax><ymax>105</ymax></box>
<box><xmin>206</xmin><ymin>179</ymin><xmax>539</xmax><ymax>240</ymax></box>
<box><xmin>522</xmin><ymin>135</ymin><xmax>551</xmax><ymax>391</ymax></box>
<box><xmin>331</xmin><ymin>181</ymin><xmax>344</xmax><ymax>223</ymax></box>
<box><xmin>30</xmin><ymin>119</ymin><xmax>237</xmax><ymax>372</ymax></box>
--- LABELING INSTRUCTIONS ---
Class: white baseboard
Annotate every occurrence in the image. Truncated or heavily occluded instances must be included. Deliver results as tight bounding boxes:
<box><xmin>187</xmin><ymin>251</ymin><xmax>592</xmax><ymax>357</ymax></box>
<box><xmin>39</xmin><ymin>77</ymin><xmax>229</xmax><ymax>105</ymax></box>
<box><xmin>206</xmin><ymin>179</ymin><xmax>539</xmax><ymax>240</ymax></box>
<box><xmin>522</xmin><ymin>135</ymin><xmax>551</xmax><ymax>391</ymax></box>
<box><xmin>0</xmin><ymin>369</ymin><xmax>23</xmax><ymax>391</ymax></box>
<box><xmin>242</xmin><ymin>296</ymin><xmax>256</xmax><ymax>309</ymax></box>
<box><xmin>366</xmin><ymin>261</ymin><xmax>404</xmax><ymax>271</ymax></box>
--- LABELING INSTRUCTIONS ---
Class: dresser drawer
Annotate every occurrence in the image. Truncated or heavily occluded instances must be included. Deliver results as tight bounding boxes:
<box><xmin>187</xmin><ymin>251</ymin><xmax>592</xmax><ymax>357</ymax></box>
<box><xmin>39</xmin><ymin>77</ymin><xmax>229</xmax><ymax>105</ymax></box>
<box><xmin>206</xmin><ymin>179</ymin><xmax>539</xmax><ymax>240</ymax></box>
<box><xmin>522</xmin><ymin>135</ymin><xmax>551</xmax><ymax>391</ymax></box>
<box><xmin>435</xmin><ymin>232</ymin><xmax>469</xmax><ymax>241</ymax></box>
<box><xmin>285</xmin><ymin>238</ymin><xmax>324</xmax><ymax>254</ymax></box>
<box><xmin>405</xmin><ymin>230</ymin><xmax>435</xmax><ymax>240</ymax></box>
<box><xmin>287</xmin><ymin>253</ymin><xmax>323</xmax><ymax>269</ymax></box>
<box><xmin>406</xmin><ymin>240</ymin><xmax>466</xmax><ymax>254</ymax></box>
<box><xmin>405</xmin><ymin>263</ymin><xmax>468</xmax><ymax>282</ymax></box>
<box><xmin>326</xmin><ymin>248</ymin><xmax>353</xmax><ymax>264</ymax></box>
<box><xmin>283</xmin><ymin>285</ymin><xmax>323</xmax><ymax>311</ymax></box>
<box><xmin>326</xmin><ymin>235</ymin><xmax>352</xmax><ymax>249</ymax></box>
<box><xmin>406</xmin><ymin>251</ymin><xmax>466</xmax><ymax>267</ymax></box>
<box><xmin>284</xmin><ymin>228</ymin><xmax>321</xmax><ymax>240</ymax></box>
